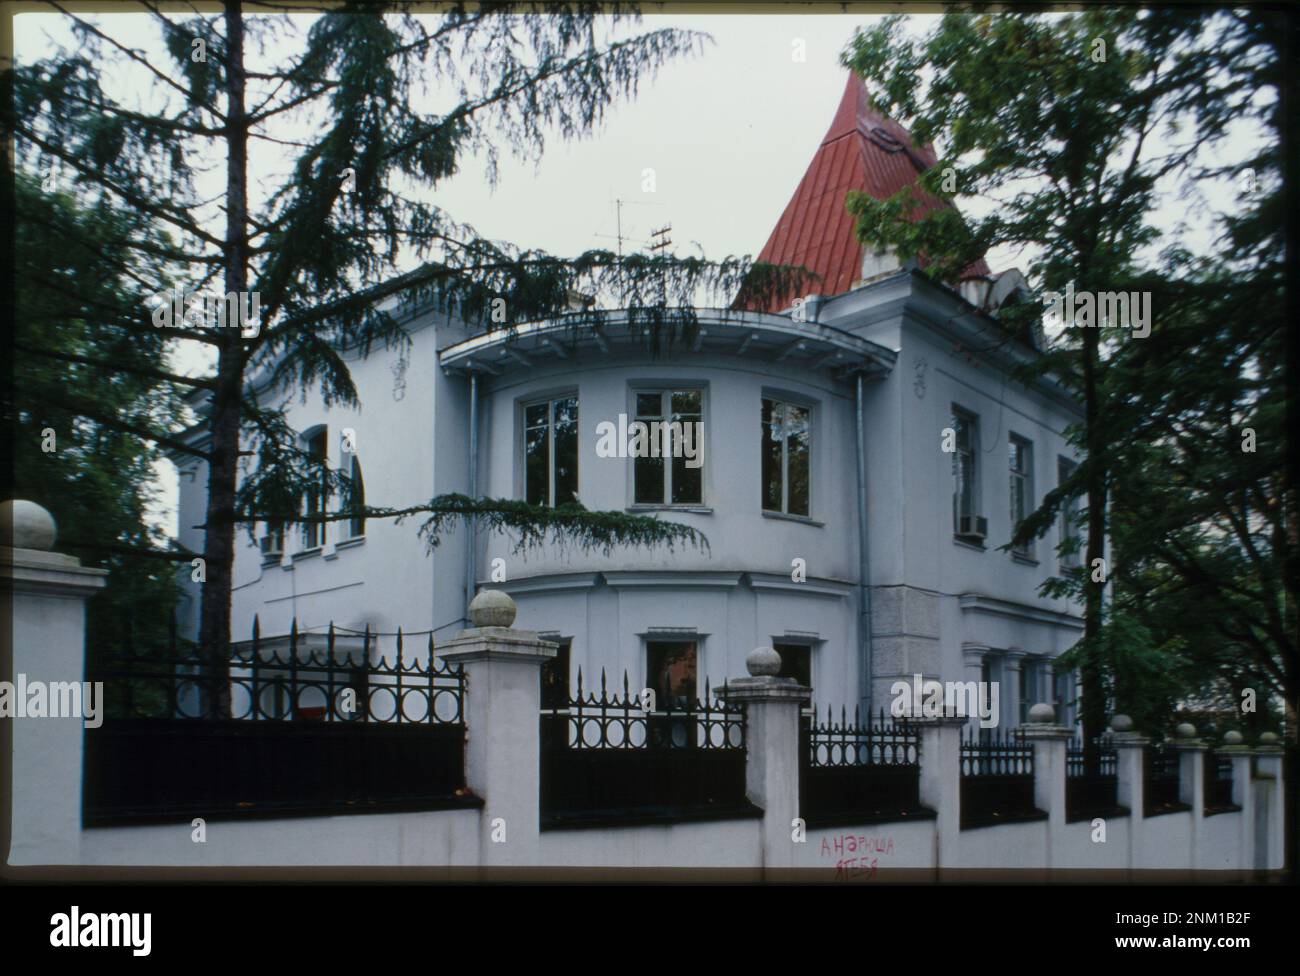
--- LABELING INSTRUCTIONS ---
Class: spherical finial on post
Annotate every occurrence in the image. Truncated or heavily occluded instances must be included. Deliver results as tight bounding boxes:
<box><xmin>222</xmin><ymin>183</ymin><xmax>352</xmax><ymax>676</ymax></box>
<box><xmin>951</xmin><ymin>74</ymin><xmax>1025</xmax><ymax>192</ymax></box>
<box><xmin>468</xmin><ymin>589</ymin><xmax>516</xmax><ymax>629</ymax></box>
<box><xmin>1110</xmin><ymin>714</ymin><xmax>1135</xmax><ymax>733</ymax></box>
<box><xmin>1259</xmin><ymin>732</ymin><xmax>1279</xmax><ymax>745</ymax></box>
<box><xmin>746</xmin><ymin>646</ymin><xmax>782</xmax><ymax>677</ymax></box>
<box><xmin>1175</xmin><ymin>722</ymin><xmax>1198</xmax><ymax>739</ymax></box>
<box><xmin>0</xmin><ymin>500</ymin><xmax>57</xmax><ymax>551</ymax></box>
<box><xmin>1223</xmin><ymin>730</ymin><xmax>1244</xmax><ymax>745</ymax></box>
<box><xmin>1027</xmin><ymin>702</ymin><xmax>1056</xmax><ymax>725</ymax></box>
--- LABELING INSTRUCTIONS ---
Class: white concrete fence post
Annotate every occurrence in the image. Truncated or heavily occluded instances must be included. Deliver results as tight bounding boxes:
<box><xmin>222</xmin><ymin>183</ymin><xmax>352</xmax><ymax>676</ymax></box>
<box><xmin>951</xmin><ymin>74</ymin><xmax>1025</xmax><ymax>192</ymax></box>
<box><xmin>1169</xmin><ymin>722</ymin><xmax>1207</xmax><ymax>868</ymax></box>
<box><xmin>1218</xmin><ymin>730</ymin><xmax>1253</xmax><ymax>878</ymax></box>
<box><xmin>1251</xmin><ymin>733</ymin><xmax>1286</xmax><ymax>873</ymax></box>
<box><xmin>914</xmin><ymin>713</ymin><xmax>965</xmax><ymax>876</ymax></box>
<box><xmin>1</xmin><ymin>500</ymin><xmax>107</xmax><ymax>866</ymax></box>
<box><xmin>1020</xmin><ymin>702</ymin><xmax>1072</xmax><ymax>870</ymax></box>
<box><xmin>1109</xmin><ymin>715</ymin><xmax>1147</xmax><ymax>874</ymax></box>
<box><xmin>720</xmin><ymin>646</ymin><xmax>810</xmax><ymax>876</ymax></box>
<box><xmin>435</xmin><ymin>589</ymin><xmax>556</xmax><ymax>872</ymax></box>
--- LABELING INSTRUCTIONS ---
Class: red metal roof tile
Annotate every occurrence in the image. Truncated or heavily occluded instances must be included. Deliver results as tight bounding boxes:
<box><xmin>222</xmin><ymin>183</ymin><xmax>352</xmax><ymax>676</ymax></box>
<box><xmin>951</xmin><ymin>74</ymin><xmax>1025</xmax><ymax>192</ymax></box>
<box><xmin>737</xmin><ymin>73</ymin><xmax>990</xmax><ymax>313</ymax></box>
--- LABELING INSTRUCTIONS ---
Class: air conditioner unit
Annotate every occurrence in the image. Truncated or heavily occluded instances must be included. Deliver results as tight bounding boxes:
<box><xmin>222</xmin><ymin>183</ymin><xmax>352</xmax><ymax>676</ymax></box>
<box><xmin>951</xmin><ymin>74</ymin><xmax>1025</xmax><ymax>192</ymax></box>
<box><xmin>957</xmin><ymin>515</ymin><xmax>988</xmax><ymax>541</ymax></box>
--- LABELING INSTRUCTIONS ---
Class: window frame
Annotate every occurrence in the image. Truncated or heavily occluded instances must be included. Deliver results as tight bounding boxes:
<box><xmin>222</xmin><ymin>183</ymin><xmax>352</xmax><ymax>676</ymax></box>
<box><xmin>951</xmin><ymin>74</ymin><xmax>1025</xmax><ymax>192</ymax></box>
<box><xmin>1009</xmin><ymin>433</ymin><xmax>1034</xmax><ymax>558</ymax></box>
<box><xmin>520</xmin><ymin>391</ymin><xmax>580</xmax><ymax>508</ymax></box>
<box><xmin>627</xmin><ymin>384</ymin><xmax>707</xmax><ymax>508</ymax></box>
<box><xmin>1057</xmin><ymin>456</ymin><xmax>1081</xmax><ymax>570</ymax></box>
<box><xmin>760</xmin><ymin>393</ymin><xmax>815</xmax><ymax>518</ymax></box>
<box><xmin>951</xmin><ymin>406</ymin><xmax>980</xmax><ymax>536</ymax></box>
<box><xmin>644</xmin><ymin>639</ymin><xmax>699</xmax><ymax>711</ymax></box>
<box><xmin>301</xmin><ymin>426</ymin><xmax>329</xmax><ymax>551</ymax></box>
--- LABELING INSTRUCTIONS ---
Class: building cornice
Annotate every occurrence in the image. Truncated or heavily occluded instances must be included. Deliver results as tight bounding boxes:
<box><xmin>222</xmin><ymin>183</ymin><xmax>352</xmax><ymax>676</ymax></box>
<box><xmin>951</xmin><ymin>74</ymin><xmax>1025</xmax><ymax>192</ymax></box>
<box><xmin>958</xmin><ymin>592</ymin><xmax>1084</xmax><ymax>631</ymax></box>
<box><xmin>438</xmin><ymin>308</ymin><xmax>897</xmax><ymax>381</ymax></box>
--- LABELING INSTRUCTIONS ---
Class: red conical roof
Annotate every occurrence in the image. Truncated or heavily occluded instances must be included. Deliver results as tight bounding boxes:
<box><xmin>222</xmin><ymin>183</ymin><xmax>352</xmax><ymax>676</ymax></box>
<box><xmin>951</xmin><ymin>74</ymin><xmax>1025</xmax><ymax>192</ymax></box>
<box><xmin>739</xmin><ymin>73</ymin><xmax>990</xmax><ymax>313</ymax></box>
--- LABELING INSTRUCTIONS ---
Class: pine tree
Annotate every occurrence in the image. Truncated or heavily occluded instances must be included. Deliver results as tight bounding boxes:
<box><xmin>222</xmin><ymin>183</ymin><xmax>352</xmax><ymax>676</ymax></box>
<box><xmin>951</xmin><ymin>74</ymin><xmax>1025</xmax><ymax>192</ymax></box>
<box><xmin>9</xmin><ymin>3</ymin><xmax>809</xmax><ymax>675</ymax></box>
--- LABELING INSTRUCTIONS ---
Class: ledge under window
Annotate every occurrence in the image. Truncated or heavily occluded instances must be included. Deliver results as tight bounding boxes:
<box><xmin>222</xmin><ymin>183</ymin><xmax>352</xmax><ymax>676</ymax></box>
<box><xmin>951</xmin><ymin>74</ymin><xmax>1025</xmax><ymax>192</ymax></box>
<box><xmin>1011</xmin><ymin>551</ymin><xmax>1039</xmax><ymax>566</ymax></box>
<box><xmin>336</xmin><ymin>536</ymin><xmax>366</xmax><ymax>551</ymax></box>
<box><xmin>953</xmin><ymin>536</ymin><xmax>987</xmax><ymax>553</ymax></box>
<box><xmin>293</xmin><ymin>547</ymin><xmax>323</xmax><ymax>562</ymax></box>
<box><xmin>761</xmin><ymin>510</ymin><xmax>824</xmax><ymax>528</ymax></box>
<box><xmin>626</xmin><ymin>504</ymin><xmax>713</xmax><ymax>515</ymax></box>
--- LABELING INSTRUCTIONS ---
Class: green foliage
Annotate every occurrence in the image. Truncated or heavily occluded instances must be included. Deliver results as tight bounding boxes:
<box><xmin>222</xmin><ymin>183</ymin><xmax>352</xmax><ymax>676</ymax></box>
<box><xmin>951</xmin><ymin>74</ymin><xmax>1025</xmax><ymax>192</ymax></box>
<box><xmin>11</xmin><ymin>172</ymin><xmax>187</xmax><ymax>650</ymax></box>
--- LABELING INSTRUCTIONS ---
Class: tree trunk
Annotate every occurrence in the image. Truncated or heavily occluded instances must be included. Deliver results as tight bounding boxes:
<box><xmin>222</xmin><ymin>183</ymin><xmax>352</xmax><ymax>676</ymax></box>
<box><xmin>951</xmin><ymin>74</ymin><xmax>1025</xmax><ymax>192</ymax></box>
<box><xmin>1081</xmin><ymin>323</ymin><xmax>1108</xmax><ymax>769</ymax></box>
<box><xmin>197</xmin><ymin>0</ymin><xmax>249</xmax><ymax>717</ymax></box>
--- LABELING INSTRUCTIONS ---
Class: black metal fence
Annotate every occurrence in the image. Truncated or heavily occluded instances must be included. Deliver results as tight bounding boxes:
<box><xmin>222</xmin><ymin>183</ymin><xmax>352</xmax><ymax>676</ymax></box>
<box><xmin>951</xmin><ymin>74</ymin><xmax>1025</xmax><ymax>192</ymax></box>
<box><xmin>1065</xmin><ymin>735</ymin><xmax>1124</xmax><ymax>822</ymax></box>
<box><xmin>1143</xmin><ymin>742</ymin><xmax>1187</xmax><ymax>816</ymax></box>
<box><xmin>960</xmin><ymin>728</ymin><xmax>1044</xmax><ymax>829</ymax></box>
<box><xmin>539</xmin><ymin>669</ymin><xmax>757</xmax><ymax>829</ymax></box>
<box><xmin>800</xmin><ymin>706</ymin><xmax>930</xmax><ymax>827</ymax></box>
<box><xmin>1203</xmin><ymin>749</ymin><xmax>1238</xmax><ymax>814</ymax></box>
<box><xmin>83</xmin><ymin>619</ymin><xmax>475</xmax><ymax>825</ymax></box>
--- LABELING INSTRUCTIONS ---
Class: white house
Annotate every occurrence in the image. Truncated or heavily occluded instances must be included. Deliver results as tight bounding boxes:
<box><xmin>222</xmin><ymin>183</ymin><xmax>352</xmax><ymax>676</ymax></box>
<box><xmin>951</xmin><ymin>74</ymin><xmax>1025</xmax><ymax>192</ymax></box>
<box><xmin>170</xmin><ymin>74</ymin><xmax>1087</xmax><ymax>732</ymax></box>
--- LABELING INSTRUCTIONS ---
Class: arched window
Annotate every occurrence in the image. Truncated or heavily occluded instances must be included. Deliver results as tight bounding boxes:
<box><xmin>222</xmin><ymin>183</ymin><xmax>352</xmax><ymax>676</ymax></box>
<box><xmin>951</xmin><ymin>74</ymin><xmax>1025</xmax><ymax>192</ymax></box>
<box><xmin>345</xmin><ymin>454</ymin><xmax>365</xmax><ymax>539</ymax></box>
<box><xmin>302</xmin><ymin>426</ymin><xmax>328</xmax><ymax>549</ymax></box>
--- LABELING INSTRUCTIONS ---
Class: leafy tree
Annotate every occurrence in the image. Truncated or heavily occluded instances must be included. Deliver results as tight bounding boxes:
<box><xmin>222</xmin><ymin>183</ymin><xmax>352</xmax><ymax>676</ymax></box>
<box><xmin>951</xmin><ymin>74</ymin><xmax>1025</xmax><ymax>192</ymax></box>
<box><xmin>8</xmin><ymin>2</ymin><xmax>808</xmax><ymax>679</ymax></box>
<box><xmin>11</xmin><ymin>170</ymin><xmax>187</xmax><ymax>653</ymax></box>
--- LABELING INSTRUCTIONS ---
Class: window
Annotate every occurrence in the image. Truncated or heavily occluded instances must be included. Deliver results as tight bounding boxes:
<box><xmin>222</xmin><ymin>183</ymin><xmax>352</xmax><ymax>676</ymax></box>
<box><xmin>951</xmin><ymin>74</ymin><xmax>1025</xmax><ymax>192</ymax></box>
<box><xmin>260</xmin><ymin>521</ymin><xmax>284</xmax><ymax>562</ymax></box>
<box><xmin>1052</xmin><ymin>665</ymin><xmax>1075</xmax><ymax>729</ymax></box>
<box><xmin>344</xmin><ymin>454</ymin><xmax>365</xmax><ymax>539</ymax></box>
<box><xmin>1018</xmin><ymin>658</ymin><xmax>1044</xmax><ymax>725</ymax></box>
<box><xmin>1058</xmin><ymin>457</ymin><xmax>1081</xmax><ymax>569</ymax></box>
<box><xmin>646</xmin><ymin>640</ymin><xmax>698</xmax><ymax>709</ymax></box>
<box><xmin>302</xmin><ymin>428</ymin><xmax>328</xmax><ymax>549</ymax></box>
<box><xmin>952</xmin><ymin>408</ymin><xmax>980</xmax><ymax>535</ymax></box>
<box><xmin>524</xmin><ymin>395</ymin><xmax>579</xmax><ymax>507</ymax></box>
<box><xmin>1009</xmin><ymin>435</ymin><xmax>1034</xmax><ymax>557</ymax></box>
<box><xmin>633</xmin><ymin>389</ymin><xmax>703</xmax><ymax>505</ymax></box>
<box><xmin>540</xmin><ymin>639</ymin><xmax>572</xmax><ymax>710</ymax></box>
<box><xmin>772</xmin><ymin>643</ymin><xmax>812</xmax><ymax>687</ymax></box>
<box><xmin>979</xmin><ymin>655</ymin><xmax>995</xmax><ymax>741</ymax></box>
<box><xmin>761</xmin><ymin>397</ymin><xmax>811</xmax><ymax>517</ymax></box>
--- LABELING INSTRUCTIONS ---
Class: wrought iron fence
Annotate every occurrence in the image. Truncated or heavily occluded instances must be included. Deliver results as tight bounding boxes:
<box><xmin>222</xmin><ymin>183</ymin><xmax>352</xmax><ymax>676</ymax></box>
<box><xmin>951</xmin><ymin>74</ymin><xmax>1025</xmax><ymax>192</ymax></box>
<box><xmin>1203</xmin><ymin>749</ymin><xmax>1238</xmax><ymax>814</ymax></box>
<box><xmin>539</xmin><ymin>669</ymin><xmax>756</xmax><ymax>829</ymax></box>
<box><xmin>83</xmin><ymin>617</ymin><xmax>474</xmax><ymax>825</ymax></box>
<box><xmin>799</xmin><ymin>706</ymin><xmax>930</xmax><ymax>827</ymax></box>
<box><xmin>1143</xmin><ymin>741</ymin><xmax>1187</xmax><ymax>816</ymax></box>
<box><xmin>959</xmin><ymin>728</ymin><xmax>1043</xmax><ymax>829</ymax></box>
<box><xmin>1065</xmin><ymin>735</ymin><xmax>1123</xmax><ymax>822</ymax></box>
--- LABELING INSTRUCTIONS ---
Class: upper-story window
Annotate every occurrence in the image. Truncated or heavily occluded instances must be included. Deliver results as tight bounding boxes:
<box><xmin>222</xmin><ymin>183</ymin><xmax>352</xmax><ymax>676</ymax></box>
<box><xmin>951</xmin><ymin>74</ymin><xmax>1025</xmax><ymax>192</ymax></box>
<box><xmin>524</xmin><ymin>395</ymin><xmax>579</xmax><ymax>507</ymax></box>
<box><xmin>633</xmin><ymin>389</ymin><xmax>703</xmax><ymax>506</ymax></box>
<box><xmin>302</xmin><ymin>427</ymin><xmax>328</xmax><ymax>549</ymax></box>
<box><xmin>952</xmin><ymin>407</ymin><xmax>984</xmax><ymax>541</ymax></box>
<box><xmin>761</xmin><ymin>397</ymin><xmax>811</xmax><ymax>517</ymax></box>
<box><xmin>344</xmin><ymin>453</ymin><xmax>365</xmax><ymax>540</ymax></box>
<box><xmin>1009</xmin><ymin>434</ymin><xmax>1034</xmax><ymax>557</ymax></box>
<box><xmin>1058</xmin><ymin>457</ymin><xmax>1081</xmax><ymax>569</ymax></box>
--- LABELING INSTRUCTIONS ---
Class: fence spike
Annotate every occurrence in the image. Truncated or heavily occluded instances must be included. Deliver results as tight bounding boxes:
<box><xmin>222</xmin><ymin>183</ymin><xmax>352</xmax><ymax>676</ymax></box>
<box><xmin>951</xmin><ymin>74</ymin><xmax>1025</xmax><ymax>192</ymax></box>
<box><xmin>600</xmin><ymin>667</ymin><xmax>607</xmax><ymax>698</ymax></box>
<box><xmin>396</xmin><ymin>627</ymin><xmax>404</xmax><ymax>667</ymax></box>
<box><xmin>327</xmin><ymin>621</ymin><xmax>335</xmax><ymax>661</ymax></box>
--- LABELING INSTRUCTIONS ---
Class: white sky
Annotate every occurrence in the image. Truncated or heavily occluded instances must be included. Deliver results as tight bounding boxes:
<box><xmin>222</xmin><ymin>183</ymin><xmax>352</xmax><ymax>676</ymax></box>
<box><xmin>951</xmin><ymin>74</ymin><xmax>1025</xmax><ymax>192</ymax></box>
<box><xmin>14</xmin><ymin>9</ymin><xmax>1260</xmax><ymax>539</ymax></box>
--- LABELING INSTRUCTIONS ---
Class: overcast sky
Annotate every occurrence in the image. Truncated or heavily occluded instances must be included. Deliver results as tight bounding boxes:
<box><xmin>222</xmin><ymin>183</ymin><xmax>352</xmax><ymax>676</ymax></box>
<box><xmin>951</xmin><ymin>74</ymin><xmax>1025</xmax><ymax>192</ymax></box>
<box><xmin>15</xmin><ymin>9</ymin><xmax>1258</xmax><ymax>538</ymax></box>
